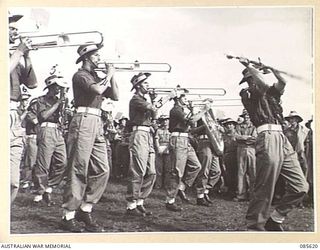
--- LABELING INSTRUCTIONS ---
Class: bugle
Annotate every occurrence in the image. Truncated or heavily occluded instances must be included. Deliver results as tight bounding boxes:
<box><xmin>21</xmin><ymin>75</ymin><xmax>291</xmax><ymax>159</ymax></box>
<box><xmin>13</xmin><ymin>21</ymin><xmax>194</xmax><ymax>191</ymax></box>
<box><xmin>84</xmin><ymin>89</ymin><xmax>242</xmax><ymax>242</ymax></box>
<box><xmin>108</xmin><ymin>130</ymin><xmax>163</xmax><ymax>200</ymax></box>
<box><xmin>9</xmin><ymin>31</ymin><xmax>103</xmax><ymax>50</ymax></box>
<box><xmin>95</xmin><ymin>61</ymin><xmax>172</xmax><ymax>73</ymax></box>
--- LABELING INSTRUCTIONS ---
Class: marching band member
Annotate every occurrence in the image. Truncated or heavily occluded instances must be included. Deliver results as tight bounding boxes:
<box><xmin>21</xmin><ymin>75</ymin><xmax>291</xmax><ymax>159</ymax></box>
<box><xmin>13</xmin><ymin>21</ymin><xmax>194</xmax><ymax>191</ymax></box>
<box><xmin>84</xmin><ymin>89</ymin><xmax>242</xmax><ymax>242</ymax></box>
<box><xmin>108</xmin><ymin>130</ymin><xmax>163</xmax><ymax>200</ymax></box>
<box><xmin>9</xmin><ymin>13</ymin><xmax>38</xmax><ymax>203</ymax></box>
<box><xmin>193</xmin><ymin>118</ymin><xmax>223</xmax><ymax>206</ymax></box>
<box><xmin>126</xmin><ymin>72</ymin><xmax>157</xmax><ymax>216</ymax></box>
<box><xmin>165</xmin><ymin>94</ymin><xmax>202</xmax><ymax>212</ymax></box>
<box><xmin>61</xmin><ymin>43</ymin><xmax>118</xmax><ymax>232</ymax></box>
<box><xmin>32</xmin><ymin>75</ymin><xmax>68</xmax><ymax>206</ymax></box>
<box><xmin>238</xmin><ymin>58</ymin><xmax>309</xmax><ymax>231</ymax></box>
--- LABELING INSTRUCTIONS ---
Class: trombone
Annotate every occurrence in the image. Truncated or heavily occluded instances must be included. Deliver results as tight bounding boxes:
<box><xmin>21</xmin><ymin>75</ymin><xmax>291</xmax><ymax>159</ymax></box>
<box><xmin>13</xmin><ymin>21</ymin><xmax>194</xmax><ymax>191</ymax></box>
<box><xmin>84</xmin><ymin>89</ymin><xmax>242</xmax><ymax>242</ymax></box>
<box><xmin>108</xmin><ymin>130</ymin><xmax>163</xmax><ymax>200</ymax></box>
<box><xmin>9</xmin><ymin>31</ymin><xmax>103</xmax><ymax>50</ymax></box>
<box><xmin>148</xmin><ymin>87</ymin><xmax>226</xmax><ymax>96</ymax></box>
<box><xmin>188</xmin><ymin>98</ymin><xmax>242</xmax><ymax>107</ymax></box>
<box><xmin>95</xmin><ymin>61</ymin><xmax>172</xmax><ymax>73</ymax></box>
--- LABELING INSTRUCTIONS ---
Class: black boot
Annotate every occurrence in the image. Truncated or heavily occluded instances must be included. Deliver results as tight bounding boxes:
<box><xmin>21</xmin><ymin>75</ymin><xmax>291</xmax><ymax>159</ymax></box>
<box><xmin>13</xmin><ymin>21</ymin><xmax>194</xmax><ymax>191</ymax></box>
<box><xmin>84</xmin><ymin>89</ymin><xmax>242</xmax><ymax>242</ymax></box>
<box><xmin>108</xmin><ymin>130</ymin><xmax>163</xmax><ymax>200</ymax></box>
<box><xmin>126</xmin><ymin>207</ymin><xmax>144</xmax><ymax>216</ymax></box>
<box><xmin>60</xmin><ymin>218</ymin><xmax>84</xmax><ymax>233</ymax></box>
<box><xmin>75</xmin><ymin>210</ymin><xmax>105</xmax><ymax>232</ymax></box>
<box><xmin>178</xmin><ymin>190</ymin><xmax>190</xmax><ymax>203</ymax></box>
<box><xmin>137</xmin><ymin>205</ymin><xmax>152</xmax><ymax>216</ymax></box>
<box><xmin>165</xmin><ymin>203</ymin><xmax>182</xmax><ymax>212</ymax></box>
<box><xmin>264</xmin><ymin>217</ymin><xmax>284</xmax><ymax>231</ymax></box>
<box><xmin>204</xmin><ymin>194</ymin><xmax>213</xmax><ymax>203</ymax></box>
<box><xmin>43</xmin><ymin>192</ymin><xmax>55</xmax><ymax>207</ymax></box>
<box><xmin>197</xmin><ymin>197</ymin><xmax>210</xmax><ymax>207</ymax></box>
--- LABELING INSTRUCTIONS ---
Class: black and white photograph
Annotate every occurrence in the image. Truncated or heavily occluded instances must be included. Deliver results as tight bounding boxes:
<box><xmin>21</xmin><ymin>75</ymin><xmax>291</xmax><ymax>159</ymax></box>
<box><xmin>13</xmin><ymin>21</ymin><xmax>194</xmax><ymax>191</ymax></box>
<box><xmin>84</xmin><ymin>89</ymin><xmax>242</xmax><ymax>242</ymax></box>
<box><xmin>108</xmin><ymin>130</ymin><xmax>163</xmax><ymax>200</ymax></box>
<box><xmin>7</xmin><ymin>4</ymin><xmax>316</xmax><ymax>240</ymax></box>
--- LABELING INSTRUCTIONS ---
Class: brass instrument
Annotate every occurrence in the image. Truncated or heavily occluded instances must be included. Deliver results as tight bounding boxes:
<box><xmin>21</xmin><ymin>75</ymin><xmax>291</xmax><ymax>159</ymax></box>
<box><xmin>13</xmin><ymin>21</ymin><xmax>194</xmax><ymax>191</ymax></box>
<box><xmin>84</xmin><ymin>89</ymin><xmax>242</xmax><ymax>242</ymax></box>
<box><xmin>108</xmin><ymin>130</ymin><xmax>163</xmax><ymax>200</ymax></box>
<box><xmin>188</xmin><ymin>98</ymin><xmax>242</xmax><ymax>107</ymax></box>
<box><xmin>201</xmin><ymin>107</ymin><xmax>224</xmax><ymax>156</ymax></box>
<box><xmin>149</xmin><ymin>86</ymin><xmax>189</xmax><ymax>109</ymax></box>
<box><xmin>149</xmin><ymin>87</ymin><xmax>226</xmax><ymax>97</ymax></box>
<box><xmin>9</xmin><ymin>31</ymin><xmax>103</xmax><ymax>50</ymax></box>
<box><xmin>95</xmin><ymin>61</ymin><xmax>172</xmax><ymax>73</ymax></box>
<box><xmin>189</xmin><ymin>98</ymin><xmax>224</xmax><ymax>155</ymax></box>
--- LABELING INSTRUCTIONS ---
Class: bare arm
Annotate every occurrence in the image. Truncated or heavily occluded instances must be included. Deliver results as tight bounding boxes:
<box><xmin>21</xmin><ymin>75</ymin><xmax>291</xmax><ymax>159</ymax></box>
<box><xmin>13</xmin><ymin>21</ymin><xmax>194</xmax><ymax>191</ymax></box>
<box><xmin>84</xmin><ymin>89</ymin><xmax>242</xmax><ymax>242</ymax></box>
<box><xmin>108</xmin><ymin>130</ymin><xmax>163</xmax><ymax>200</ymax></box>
<box><xmin>270</xmin><ymin>67</ymin><xmax>286</xmax><ymax>93</ymax></box>
<box><xmin>22</xmin><ymin>54</ymin><xmax>37</xmax><ymax>89</ymax></box>
<box><xmin>89</xmin><ymin>65</ymin><xmax>117</xmax><ymax>96</ymax></box>
<box><xmin>39</xmin><ymin>100</ymin><xmax>62</xmax><ymax>122</ymax></box>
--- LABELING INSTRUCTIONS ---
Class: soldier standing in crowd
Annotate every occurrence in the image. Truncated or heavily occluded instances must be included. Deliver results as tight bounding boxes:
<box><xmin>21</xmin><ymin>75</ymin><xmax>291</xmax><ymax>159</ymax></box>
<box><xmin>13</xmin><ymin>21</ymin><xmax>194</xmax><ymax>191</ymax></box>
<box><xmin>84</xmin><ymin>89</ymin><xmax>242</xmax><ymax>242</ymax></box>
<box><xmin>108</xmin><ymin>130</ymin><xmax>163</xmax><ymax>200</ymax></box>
<box><xmin>61</xmin><ymin>43</ymin><xmax>118</xmax><ymax>232</ymax></box>
<box><xmin>234</xmin><ymin>109</ymin><xmax>257</xmax><ymax>202</ymax></box>
<box><xmin>114</xmin><ymin>116</ymin><xmax>130</xmax><ymax>180</ymax></box>
<box><xmin>9</xmin><ymin>13</ymin><xmax>38</xmax><ymax>203</ymax></box>
<box><xmin>284</xmin><ymin>111</ymin><xmax>309</xmax><ymax>177</ymax></box>
<box><xmin>32</xmin><ymin>74</ymin><xmax>68</xmax><ymax>205</ymax></box>
<box><xmin>238</xmin><ymin>58</ymin><xmax>309</xmax><ymax>231</ymax></box>
<box><xmin>165</xmin><ymin>94</ymin><xmax>202</xmax><ymax>212</ymax></box>
<box><xmin>126</xmin><ymin>72</ymin><xmax>157</xmax><ymax>216</ymax></box>
<box><xmin>221</xmin><ymin>118</ymin><xmax>238</xmax><ymax>199</ymax></box>
<box><xmin>154</xmin><ymin>115</ymin><xmax>170</xmax><ymax>189</ymax></box>
<box><xmin>101</xmin><ymin>109</ymin><xmax>115</xmax><ymax>173</ymax></box>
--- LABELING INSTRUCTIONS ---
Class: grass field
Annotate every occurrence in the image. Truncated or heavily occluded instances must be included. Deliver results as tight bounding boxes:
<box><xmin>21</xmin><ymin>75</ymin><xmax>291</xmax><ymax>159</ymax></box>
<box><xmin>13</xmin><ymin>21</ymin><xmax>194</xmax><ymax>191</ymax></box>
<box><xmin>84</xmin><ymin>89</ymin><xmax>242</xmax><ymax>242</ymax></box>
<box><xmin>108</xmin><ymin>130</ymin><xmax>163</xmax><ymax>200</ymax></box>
<box><xmin>11</xmin><ymin>179</ymin><xmax>314</xmax><ymax>234</ymax></box>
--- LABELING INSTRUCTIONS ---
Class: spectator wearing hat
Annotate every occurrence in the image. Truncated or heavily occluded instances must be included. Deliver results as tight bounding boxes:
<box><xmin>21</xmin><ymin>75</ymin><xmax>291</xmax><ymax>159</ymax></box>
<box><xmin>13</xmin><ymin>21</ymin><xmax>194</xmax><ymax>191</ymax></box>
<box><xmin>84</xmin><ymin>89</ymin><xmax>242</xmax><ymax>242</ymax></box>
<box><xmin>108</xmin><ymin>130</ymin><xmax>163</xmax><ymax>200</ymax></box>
<box><xmin>154</xmin><ymin>115</ymin><xmax>171</xmax><ymax>189</ymax></box>
<box><xmin>9</xmin><ymin>13</ymin><xmax>38</xmax><ymax>203</ymax></box>
<box><xmin>165</xmin><ymin>94</ymin><xmax>202</xmax><ymax>212</ymax></box>
<box><xmin>234</xmin><ymin>109</ymin><xmax>257</xmax><ymax>202</ymax></box>
<box><xmin>284</xmin><ymin>111</ymin><xmax>309</xmax><ymax>177</ymax></box>
<box><xmin>221</xmin><ymin>118</ymin><xmax>239</xmax><ymax>198</ymax></box>
<box><xmin>126</xmin><ymin>72</ymin><xmax>157</xmax><ymax>216</ymax></box>
<box><xmin>61</xmin><ymin>43</ymin><xmax>118</xmax><ymax>232</ymax></box>
<box><xmin>32</xmin><ymin>75</ymin><xmax>68</xmax><ymax>206</ymax></box>
<box><xmin>238</xmin><ymin>59</ymin><xmax>308</xmax><ymax>231</ymax></box>
<box><xmin>114</xmin><ymin>116</ymin><xmax>130</xmax><ymax>180</ymax></box>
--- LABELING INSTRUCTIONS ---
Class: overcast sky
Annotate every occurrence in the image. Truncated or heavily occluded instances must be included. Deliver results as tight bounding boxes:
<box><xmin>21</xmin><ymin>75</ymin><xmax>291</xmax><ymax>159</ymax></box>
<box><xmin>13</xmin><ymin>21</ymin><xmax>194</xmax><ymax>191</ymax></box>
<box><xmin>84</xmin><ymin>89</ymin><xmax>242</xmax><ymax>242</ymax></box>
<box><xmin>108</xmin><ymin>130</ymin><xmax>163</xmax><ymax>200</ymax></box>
<box><xmin>10</xmin><ymin>7</ymin><xmax>314</xmax><ymax>122</ymax></box>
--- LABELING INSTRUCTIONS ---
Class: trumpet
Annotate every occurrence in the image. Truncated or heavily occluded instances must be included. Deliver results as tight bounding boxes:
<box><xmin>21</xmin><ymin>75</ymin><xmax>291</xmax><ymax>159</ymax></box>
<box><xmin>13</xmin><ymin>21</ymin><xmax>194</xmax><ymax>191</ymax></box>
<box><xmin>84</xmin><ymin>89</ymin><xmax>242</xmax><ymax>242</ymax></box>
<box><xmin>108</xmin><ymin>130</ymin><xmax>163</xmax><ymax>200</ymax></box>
<box><xmin>95</xmin><ymin>61</ymin><xmax>172</xmax><ymax>73</ymax></box>
<box><xmin>9</xmin><ymin>31</ymin><xmax>103</xmax><ymax>50</ymax></box>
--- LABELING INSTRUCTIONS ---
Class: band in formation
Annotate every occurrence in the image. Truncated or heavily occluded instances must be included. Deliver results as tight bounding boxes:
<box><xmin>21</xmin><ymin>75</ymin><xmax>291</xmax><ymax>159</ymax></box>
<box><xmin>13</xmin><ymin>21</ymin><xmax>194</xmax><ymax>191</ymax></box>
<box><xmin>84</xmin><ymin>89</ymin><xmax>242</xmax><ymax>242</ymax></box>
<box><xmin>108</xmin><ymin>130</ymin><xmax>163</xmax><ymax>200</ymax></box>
<box><xmin>9</xmin><ymin>13</ymin><xmax>313</xmax><ymax>233</ymax></box>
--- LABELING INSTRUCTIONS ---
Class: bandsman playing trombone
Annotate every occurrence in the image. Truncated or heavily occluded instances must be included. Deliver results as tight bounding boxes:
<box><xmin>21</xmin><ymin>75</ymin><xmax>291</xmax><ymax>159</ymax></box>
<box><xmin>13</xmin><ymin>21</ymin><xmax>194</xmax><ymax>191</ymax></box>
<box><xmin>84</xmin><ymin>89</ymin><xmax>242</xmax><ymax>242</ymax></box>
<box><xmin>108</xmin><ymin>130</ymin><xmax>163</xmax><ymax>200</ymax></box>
<box><xmin>9</xmin><ymin>13</ymin><xmax>38</xmax><ymax>203</ymax></box>
<box><xmin>165</xmin><ymin>93</ymin><xmax>202</xmax><ymax>212</ymax></box>
<box><xmin>32</xmin><ymin>74</ymin><xmax>68</xmax><ymax>206</ymax></box>
<box><xmin>61</xmin><ymin>43</ymin><xmax>119</xmax><ymax>233</ymax></box>
<box><xmin>126</xmin><ymin>72</ymin><xmax>157</xmax><ymax>217</ymax></box>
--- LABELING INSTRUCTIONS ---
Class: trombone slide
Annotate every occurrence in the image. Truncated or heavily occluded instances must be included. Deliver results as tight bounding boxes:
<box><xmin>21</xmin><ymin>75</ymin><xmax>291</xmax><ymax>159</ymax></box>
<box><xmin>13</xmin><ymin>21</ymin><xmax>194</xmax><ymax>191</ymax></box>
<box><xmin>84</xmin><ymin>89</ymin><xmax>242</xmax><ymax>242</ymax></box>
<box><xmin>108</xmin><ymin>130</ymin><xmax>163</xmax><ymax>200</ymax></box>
<box><xmin>95</xmin><ymin>62</ymin><xmax>172</xmax><ymax>73</ymax></box>
<box><xmin>9</xmin><ymin>31</ymin><xmax>103</xmax><ymax>50</ymax></box>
